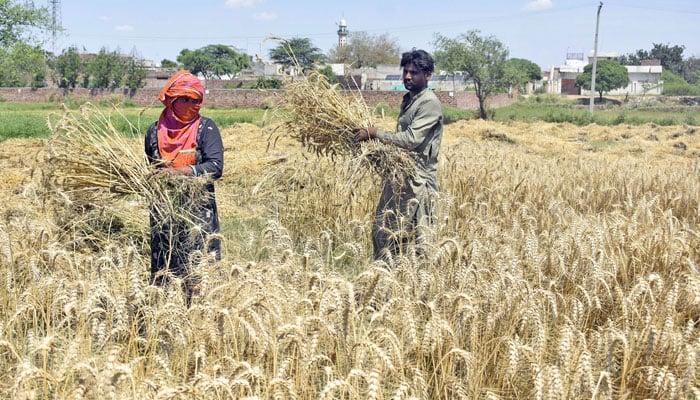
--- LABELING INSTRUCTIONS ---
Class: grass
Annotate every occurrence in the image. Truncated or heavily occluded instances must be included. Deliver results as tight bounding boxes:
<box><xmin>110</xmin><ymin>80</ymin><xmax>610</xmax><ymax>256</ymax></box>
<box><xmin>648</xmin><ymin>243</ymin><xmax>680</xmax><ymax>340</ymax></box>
<box><xmin>492</xmin><ymin>95</ymin><xmax>700</xmax><ymax>126</ymax></box>
<box><xmin>0</xmin><ymin>101</ymin><xmax>267</xmax><ymax>141</ymax></box>
<box><xmin>2</xmin><ymin>94</ymin><xmax>698</xmax><ymax>141</ymax></box>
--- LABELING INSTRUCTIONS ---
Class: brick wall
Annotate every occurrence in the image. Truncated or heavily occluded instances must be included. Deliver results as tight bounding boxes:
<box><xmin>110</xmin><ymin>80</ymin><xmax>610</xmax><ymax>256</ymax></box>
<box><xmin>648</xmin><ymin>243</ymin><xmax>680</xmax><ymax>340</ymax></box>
<box><xmin>0</xmin><ymin>87</ymin><xmax>516</xmax><ymax>110</ymax></box>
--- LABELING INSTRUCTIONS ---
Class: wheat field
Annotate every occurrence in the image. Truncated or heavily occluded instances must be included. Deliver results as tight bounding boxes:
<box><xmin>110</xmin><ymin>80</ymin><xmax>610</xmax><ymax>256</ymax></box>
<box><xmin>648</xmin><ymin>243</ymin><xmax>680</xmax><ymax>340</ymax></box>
<box><xmin>0</xmin><ymin>113</ymin><xmax>699</xmax><ymax>399</ymax></box>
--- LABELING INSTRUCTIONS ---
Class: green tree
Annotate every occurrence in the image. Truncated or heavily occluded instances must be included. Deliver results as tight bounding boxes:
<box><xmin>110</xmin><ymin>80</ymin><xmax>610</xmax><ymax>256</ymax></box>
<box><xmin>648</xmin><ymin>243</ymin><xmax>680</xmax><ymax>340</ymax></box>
<box><xmin>83</xmin><ymin>47</ymin><xmax>123</xmax><ymax>89</ymax></box>
<box><xmin>0</xmin><ymin>0</ymin><xmax>53</xmax><ymax>87</ymax></box>
<box><xmin>0</xmin><ymin>42</ymin><xmax>48</xmax><ymax>87</ymax></box>
<box><xmin>649</xmin><ymin>43</ymin><xmax>685</xmax><ymax>76</ymax></box>
<box><xmin>575</xmin><ymin>59</ymin><xmax>629</xmax><ymax>102</ymax></box>
<box><xmin>52</xmin><ymin>46</ymin><xmax>83</xmax><ymax>88</ymax></box>
<box><xmin>434</xmin><ymin>30</ymin><xmax>509</xmax><ymax>120</ymax></box>
<box><xmin>249</xmin><ymin>76</ymin><xmax>282</xmax><ymax>89</ymax></box>
<box><xmin>177</xmin><ymin>44</ymin><xmax>250</xmax><ymax>81</ymax></box>
<box><xmin>123</xmin><ymin>49</ymin><xmax>147</xmax><ymax>90</ymax></box>
<box><xmin>619</xmin><ymin>43</ymin><xmax>686</xmax><ymax>75</ymax></box>
<box><xmin>0</xmin><ymin>0</ymin><xmax>52</xmax><ymax>47</ymax></box>
<box><xmin>681</xmin><ymin>57</ymin><xmax>700</xmax><ymax>85</ymax></box>
<box><xmin>160</xmin><ymin>59</ymin><xmax>178</xmax><ymax>68</ymax></box>
<box><xmin>176</xmin><ymin>49</ymin><xmax>208</xmax><ymax>78</ymax></box>
<box><xmin>328</xmin><ymin>31</ymin><xmax>400</xmax><ymax>68</ymax></box>
<box><xmin>269</xmin><ymin>37</ymin><xmax>326</xmax><ymax>72</ymax></box>
<box><xmin>505</xmin><ymin>58</ymin><xmax>542</xmax><ymax>93</ymax></box>
<box><xmin>317</xmin><ymin>65</ymin><xmax>338</xmax><ymax>84</ymax></box>
<box><xmin>661</xmin><ymin>70</ymin><xmax>700</xmax><ymax>96</ymax></box>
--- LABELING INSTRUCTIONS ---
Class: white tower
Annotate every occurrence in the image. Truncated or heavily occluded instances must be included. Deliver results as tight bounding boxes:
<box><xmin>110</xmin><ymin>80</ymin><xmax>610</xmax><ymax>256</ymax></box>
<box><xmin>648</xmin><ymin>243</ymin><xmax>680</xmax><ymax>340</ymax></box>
<box><xmin>337</xmin><ymin>17</ymin><xmax>348</xmax><ymax>47</ymax></box>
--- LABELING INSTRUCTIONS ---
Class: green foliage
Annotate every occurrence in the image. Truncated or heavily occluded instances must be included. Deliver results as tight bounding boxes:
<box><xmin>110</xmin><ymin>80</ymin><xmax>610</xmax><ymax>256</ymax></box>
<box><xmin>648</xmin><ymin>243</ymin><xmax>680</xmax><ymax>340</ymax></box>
<box><xmin>177</xmin><ymin>44</ymin><xmax>251</xmax><ymax>81</ymax></box>
<box><xmin>52</xmin><ymin>46</ymin><xmax>83</xmax><ymax>89</ymax></box>
<box><xmin>269</xmin><ymin>37</ymin><xmax>326</xmax><ymax>71</ymax></box>
<box><xmin>2</xmin><ymin>98</ymin><xmax>699</xmax><ymax>142</ymax></box>
<box><xmin>123</xmin><ymin>56</ymin><xmax>147</xmax><ymax>90</ymax></box>
<box><xmin>442</xmin><ymin>106</ymin><xmax>476</xmax><ymax>124</ymax></box>
<box><xmin>160</xmin><ymin>59</ymin><xmax>178</xmax><ymax>68</ymax></box>
<box><xmin>249</xmin><ymin>76</ymin><xmax>282</xmax><ymax>89</ymax></box>
<box><xmin>371</xmin><ymin>101</ymin><xmax>397</xmax><ymax>119</ymax></box>
<box><xmin>528</xmin><ymin>93</ymin><xmax>577</xmax><ymax>105</ymax></box>
<box><xmin>434</xmin><ymin>30</ymin><xmax>509</xmax><ymax>120</ymax></box>
<box><xmin>0</xmin><ymin>102</ymin><xmax>268</xmax><ymax>141</ymax></box>
<box><xmin>618</xmin><ymin>43</ymin><xmax>686</xmax><ymax>75</ymax></box>
<box><xmin>505</xmin><ymin>58</ymin><xmax>542</xmax><ymax>92</ymax></box>
<box><xmin>83</xmin><ymin>47</ymin><xmax>124</xmax><ymax>89</ymax></box>
<box><xmin>316</xmin><ymin>65</ymin><xmax>338</xmax><ymax>84</ymax></box>
<box><xmin>543</xmin><ymin>109</ymin><xmax>594</xmax><ymax>125</ymax></box>
<box><xmin>0</xmin><ymin>0</ymin><xmax>52</xmax><ymax>47</ymax></box>
<box><xmin>176</xmin><ymin>49</ymin><xmax>208</xmax><ymax>78</ymax></box>
<box><xmin>493</xmin><ymin>97</ymin><xmax>700</xmax><ymax>126</ymax></box>
<box><xmin>575</xmin><ymin>59</ymin><xmax>629</xmax><ymax>101</ymax></box>
<box><xmin>661</xmin><ymin>70</ymin><xmax>700</xmax><ymax>96</ymax></box>
<box><xmin>0</xmin><ymin>42</ymin><xmax>48</xmax><ymax>87</ymax></box>
<box><xmin>328</xmin><ymin>31</ymin><xmax>400</xmax><ymax>67</ymax></box>
<box><xmin>0</xmin><ymin>109</ymin><xmax>51</xmax><ymax>140</ymax></box>
<box><xmin>681</xmin><ymin>57</ymin><xmax>700</xmax><ymax>84</ymax></box>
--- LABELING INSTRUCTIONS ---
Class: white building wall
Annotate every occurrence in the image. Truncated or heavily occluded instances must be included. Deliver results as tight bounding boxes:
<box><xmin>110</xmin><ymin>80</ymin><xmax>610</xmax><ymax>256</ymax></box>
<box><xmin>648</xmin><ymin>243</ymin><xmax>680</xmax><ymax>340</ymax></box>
<box><xmin>580</xmin><ymin>65</ymin><xmax>663</xmax><ymax>96</ymax></box>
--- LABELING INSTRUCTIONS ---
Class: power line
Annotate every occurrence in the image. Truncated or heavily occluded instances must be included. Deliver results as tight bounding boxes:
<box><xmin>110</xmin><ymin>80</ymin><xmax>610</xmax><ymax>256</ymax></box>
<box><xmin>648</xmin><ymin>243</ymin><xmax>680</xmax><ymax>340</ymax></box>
<box><xmin>606</xmin><ymin>3</ymin><xmax>700</xmax><ymax>15</ymax></box>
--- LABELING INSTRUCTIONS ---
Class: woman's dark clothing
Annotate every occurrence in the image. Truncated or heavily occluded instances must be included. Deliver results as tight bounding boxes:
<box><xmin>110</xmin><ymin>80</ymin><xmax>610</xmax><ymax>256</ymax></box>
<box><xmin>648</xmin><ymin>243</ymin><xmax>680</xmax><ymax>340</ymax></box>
<box><xmin>144</xmin><ymin>116</ymin><xmax>224</xmax><ymax>282</ymax></box>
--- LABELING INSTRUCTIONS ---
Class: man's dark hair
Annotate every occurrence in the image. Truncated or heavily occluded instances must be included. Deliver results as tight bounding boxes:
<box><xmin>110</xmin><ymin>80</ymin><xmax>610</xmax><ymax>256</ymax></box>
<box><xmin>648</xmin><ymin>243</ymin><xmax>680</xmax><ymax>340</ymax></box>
<box><xmin>400</xmin><ymin>49</ymin><xmax>435</xmax><ymax>74</ymax></box>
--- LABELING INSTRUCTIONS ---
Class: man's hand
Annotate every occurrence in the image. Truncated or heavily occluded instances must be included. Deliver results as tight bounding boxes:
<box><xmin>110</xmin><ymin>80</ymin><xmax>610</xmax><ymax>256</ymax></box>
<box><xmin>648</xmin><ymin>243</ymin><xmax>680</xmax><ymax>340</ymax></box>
<box><xmin>352</xmin><ymin>127</ymin><xmax>377</xmax><ymax>142</ymax></box>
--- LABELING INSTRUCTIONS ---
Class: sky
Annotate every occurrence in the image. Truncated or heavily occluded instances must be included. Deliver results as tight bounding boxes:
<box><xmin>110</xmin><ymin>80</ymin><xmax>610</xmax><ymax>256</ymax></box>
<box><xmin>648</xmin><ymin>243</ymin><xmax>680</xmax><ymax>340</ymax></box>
<box><xmin>54</xmin><ymin>0</ymin><xmax>700</xmax><ymax>70</ymax></box>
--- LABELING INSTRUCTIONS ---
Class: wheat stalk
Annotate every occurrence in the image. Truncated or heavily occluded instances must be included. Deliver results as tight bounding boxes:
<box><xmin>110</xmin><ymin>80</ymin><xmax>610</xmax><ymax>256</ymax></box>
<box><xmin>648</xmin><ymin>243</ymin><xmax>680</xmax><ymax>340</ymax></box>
<box><xmin>272</xmin><ymin>59</ymin><xmax>416</xmax><ymax>189</ymax></box>
<box><xmin>44</xmin><ymin>103</ymin><xmax>212</xmax><ymax>247</ymax></box>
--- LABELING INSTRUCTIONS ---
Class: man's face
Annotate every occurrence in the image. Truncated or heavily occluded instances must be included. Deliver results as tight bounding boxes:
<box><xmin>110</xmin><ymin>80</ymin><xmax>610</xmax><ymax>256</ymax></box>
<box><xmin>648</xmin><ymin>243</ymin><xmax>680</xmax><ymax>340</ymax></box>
<box><xmin>403</xmin><ymin>63</ymin><xmax>431</xmax><ymax>93</ymax></box>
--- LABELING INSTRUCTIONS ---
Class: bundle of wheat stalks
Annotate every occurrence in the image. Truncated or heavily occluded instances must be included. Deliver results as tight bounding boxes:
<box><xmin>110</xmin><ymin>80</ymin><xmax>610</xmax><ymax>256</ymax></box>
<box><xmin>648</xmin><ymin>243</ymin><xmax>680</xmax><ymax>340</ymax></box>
<box><xmin>44</xmin><ymin>103</ymin><xmax>208</xmax><ymax>245</ymax></box>
<box><xmin>277</xmin><ymin>70</ymin><xmax>415</xmax><ymax>188</ymax></box>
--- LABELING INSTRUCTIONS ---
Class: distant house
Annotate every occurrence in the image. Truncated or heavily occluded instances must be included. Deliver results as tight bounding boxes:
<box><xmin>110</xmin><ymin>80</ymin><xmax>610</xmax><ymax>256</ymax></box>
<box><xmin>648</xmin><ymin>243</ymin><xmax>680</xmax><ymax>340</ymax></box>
<box><xmin>607</xmin><ymin>59</ymin><xmax>663</xmax><ymax>96</ymax></box>
<box><xmin>545</xmin><ymin>52</ymin><xmax>587</xmax><ymax>95</ymax></box>
<box><xmin>545</xmin><ymin>52</ymin><xmax>663</xmax><ymax>96</ymax></box>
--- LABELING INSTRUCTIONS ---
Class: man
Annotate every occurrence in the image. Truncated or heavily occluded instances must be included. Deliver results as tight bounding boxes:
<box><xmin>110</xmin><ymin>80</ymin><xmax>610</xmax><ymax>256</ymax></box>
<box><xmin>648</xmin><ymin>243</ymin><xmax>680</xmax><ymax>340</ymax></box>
<box><xmin>353</xmin><ymin>49</ymin><xmax>443</xmax><ymax>261</ymax></box>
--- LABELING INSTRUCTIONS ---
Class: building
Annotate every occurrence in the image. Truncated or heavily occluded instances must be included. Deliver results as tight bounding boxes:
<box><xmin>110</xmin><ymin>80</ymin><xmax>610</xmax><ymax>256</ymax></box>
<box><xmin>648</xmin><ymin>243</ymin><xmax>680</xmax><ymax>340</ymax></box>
<box><xmin>546</xmin><ymin>52</ymin><xmax>587</xmax><ymax>95</ymax></box>
<box><xmin>603</xmin><ymin>59</ymin><xmax>663</xmax><ymax>96</ymax></box>
<box><xmin>546</xmin><ymin>51</ymin><xmax>663</xmax><ymax>96</ymax></box>
<box><xmin>337</xmin><ymin>17</ymin><xmax>348</xmax><ymax>48</ymax></box>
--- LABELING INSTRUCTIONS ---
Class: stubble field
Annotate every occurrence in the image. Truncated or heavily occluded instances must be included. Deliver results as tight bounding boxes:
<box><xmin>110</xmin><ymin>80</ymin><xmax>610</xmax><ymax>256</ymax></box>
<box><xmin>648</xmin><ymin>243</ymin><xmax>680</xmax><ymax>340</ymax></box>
<box><xmin>0</xmin><ymin>115</ymin><xmax>699</xmax><ymax>399</ymax></box>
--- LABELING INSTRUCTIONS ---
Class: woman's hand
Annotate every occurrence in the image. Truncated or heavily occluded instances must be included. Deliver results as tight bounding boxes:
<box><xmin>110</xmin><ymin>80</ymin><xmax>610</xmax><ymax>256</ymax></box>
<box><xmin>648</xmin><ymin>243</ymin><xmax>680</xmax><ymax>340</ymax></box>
<box><xmin>146</xmin><ymin>166</ymin><xmax>193</xmax><ymax>179</ymax></box>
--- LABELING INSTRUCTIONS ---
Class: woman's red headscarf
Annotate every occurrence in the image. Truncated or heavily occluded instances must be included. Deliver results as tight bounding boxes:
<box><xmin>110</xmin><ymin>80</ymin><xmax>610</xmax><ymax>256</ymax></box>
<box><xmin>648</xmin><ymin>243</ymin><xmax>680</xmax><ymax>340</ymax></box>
<box><xmin>156</xmin><ymin>70</ymin><xmax>204</xmax><ymax>168</ymax></box>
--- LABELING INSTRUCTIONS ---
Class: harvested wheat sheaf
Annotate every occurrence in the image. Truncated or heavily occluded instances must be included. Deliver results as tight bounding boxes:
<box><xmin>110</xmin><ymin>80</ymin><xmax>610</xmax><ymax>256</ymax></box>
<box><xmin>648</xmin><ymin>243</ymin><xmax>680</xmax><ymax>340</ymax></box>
<box><xmin>44</xmin><ymin>103</ymin><xmax>210</xmax><ymax>244</ymax></box>
<box><xmin>277</xmin><ymin>71</ymin><xmax>416</xmax><ymax>188</ymax></box>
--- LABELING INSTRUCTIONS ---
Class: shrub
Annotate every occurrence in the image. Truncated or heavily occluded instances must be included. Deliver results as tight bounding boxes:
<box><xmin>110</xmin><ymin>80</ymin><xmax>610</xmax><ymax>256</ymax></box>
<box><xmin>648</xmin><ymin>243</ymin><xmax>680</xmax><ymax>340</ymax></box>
<box><xmin>442</xmin><ymin>106</ymin><xmax>474</xmax><ymax>124</ymax></box>
<box><xmin>249</xmin><ymin>77</ymin><xmax>283</xmax><ymax>89</ymax></box>
<box><xmin>372</xmin><ymin>101</ymin><xmax>396</xmax><ymax>119</ymax></box>
<box><xmin>613</xmin><ymin>110</ymin><xmax>627</xmax><ymax>125</ymax></box>
<box><xmin>663</xmin><ymin>83</ymin><xmax>700</xmax><ymax>96</ymax></box>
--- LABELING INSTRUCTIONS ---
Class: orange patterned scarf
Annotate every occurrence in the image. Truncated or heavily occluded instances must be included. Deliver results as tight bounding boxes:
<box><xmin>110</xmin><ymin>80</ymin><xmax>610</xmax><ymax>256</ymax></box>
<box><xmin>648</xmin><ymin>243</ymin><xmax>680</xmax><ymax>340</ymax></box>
<box><xmin>156</xmin><ymin>70</ymin><xmax>204</xmax><ymax>168</ymax></box>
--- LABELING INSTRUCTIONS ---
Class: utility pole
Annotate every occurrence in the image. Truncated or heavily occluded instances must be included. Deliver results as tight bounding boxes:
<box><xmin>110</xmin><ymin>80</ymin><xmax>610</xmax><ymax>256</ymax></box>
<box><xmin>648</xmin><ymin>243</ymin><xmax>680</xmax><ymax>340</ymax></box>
<box><xmin>49</xmin><ymin>0</ymin><xmax>61</xmax><ymax>54</ymax></box>
<box><xmin>589</xmin><ymin>2</ymin><xmax>603</xmax><ymax>114</ymax></box>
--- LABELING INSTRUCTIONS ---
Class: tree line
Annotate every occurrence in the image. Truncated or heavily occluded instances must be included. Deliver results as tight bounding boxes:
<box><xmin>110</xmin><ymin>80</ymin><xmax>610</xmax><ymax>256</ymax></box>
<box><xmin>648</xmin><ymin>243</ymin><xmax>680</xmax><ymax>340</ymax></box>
<box><xmin>1</xmin><ymin>0</ymin><xmax>699</xmax><ymax>119</ymax></box>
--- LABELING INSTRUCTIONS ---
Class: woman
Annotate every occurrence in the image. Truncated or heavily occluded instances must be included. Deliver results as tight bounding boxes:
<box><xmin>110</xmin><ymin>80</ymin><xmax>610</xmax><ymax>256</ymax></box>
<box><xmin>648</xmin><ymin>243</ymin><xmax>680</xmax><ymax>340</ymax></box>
<box><xmin>144</xmin><ymin>70</ymin><xmax>224</xmax><ymax>296</ymax></box>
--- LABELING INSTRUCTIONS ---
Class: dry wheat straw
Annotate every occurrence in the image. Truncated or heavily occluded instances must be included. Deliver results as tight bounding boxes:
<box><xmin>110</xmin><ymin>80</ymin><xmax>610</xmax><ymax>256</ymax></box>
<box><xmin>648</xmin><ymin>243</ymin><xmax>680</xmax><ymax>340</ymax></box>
<box><xmin>44</xmin><ymin>103</ymin><xmax>211</xmax><ymax>246</ymax></box>
<box><xmin>275</xmin><ymin>68</ymin><xmax>416</xmax><ymax>189</ymax></box>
